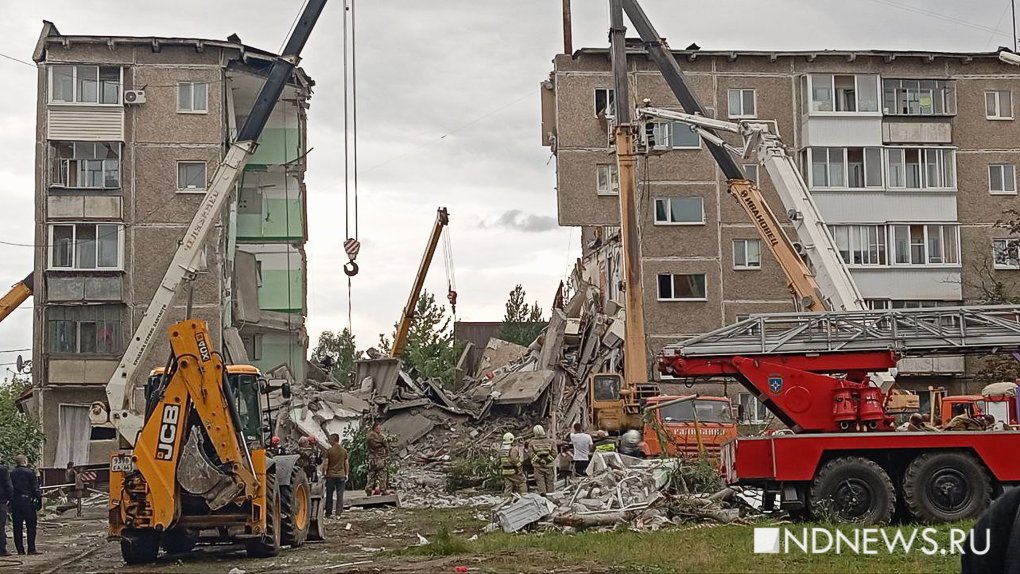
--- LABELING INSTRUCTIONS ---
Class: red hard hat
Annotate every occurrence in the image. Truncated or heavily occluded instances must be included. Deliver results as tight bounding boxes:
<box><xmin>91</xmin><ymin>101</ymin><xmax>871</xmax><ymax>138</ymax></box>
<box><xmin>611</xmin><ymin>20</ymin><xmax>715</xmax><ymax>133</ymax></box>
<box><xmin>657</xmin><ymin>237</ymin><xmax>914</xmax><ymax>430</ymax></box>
<box><xmin>307</xmin><ymin>436</ymin><xmax>317</xmax><ymax>445</ymax></box>
<box><xmin>270</xmin><ymin>436</ymin><xmax>281</xmax><ymax>446</ymax></box>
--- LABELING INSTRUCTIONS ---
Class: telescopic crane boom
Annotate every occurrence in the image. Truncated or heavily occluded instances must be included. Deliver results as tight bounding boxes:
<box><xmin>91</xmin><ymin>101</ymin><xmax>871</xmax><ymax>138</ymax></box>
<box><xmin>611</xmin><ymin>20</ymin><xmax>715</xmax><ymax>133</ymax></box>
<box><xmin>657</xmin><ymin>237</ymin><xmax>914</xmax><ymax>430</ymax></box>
<box><xmin>0</xmin><ymin>273</ymin><xmax>33</xmax><ymax>324</ymax></box>
<box><xmin>391</xmin><ymin>207</ymin><xmax>450</xmax><ymax>359</ymax></box>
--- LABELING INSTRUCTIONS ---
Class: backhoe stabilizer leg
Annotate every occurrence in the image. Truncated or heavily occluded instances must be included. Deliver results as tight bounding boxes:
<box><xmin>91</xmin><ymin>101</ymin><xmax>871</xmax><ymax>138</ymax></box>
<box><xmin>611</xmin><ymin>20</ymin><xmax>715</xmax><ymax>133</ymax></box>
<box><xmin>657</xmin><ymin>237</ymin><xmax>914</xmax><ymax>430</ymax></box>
<box><xmin>178</xmin><ymin>428</ymin><xmax>244</xmax><ymax>510</ymax></box>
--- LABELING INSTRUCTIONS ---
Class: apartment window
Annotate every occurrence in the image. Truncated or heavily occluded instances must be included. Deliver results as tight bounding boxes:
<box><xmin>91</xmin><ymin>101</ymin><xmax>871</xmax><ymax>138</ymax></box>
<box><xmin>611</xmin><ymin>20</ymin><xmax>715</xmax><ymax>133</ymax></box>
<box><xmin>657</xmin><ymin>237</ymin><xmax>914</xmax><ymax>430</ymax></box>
<box><xmin>50</xmin><ymin>65</ymin><xmax>120</xmax><ymax>104</ymax></box>
<box><xmin>830</xmin><ymin>225</ymin><xmax>887</xmax><ymax>266</ymax></box>
<box><xmin>49</xmin><ymin>223</ymin><xmax>122</xmax><ymax>270</ymax></box>
<box><xmin>809</xmin><ymin>74</ymin><xmax>879</xmax><ymax>113</ymax></box>
<box><xmin>48</xmin><ymin>305</ymin><xmax>123</xmax><ymax>355</ymax></box>
<box><xmin>727</xmin><ymin>89</ymin><xmax>756</xmax><ymax>118</ymax></box>
<box><xmin>886</xmin><ymin>148</ymin><xmax>955</xmax><ymax>190</ymax></box>
<box><xmin>594</xmin><ymin>88</ymin><xmax>615</xmax><ymax>116</ymax></box>
<box><xmin>810</xmin><ymin>148</ymin><xmax>846</xmax><ymax>187</ymax></box>
<box><xmin>891</xmin><ymin>224</ymin><xmax>959</xmax><ymax>265</ymax></box>
<box><xmin>596</xmin><ymin>163</ymin><xmax>619</xmax><ymax>195</ymax></box>
<box><xmin>652</xmin><ymin>122</ymin><xmax>701</xmax><ymax>149</ymax></box>
<box><xmin>994</xmin><ymin>239</ymin><xmax>1020</xmax><ymax>269</ymax></box>
<box><xmin>989</xmin><ymin>164</ymin><xmax>1017</xmax><ymax>194</ymax></box>
<box><xmin>986</xmin><ymin>90</ymin><xmax>1013</xmax><ymax>120</ymax></box>
<box><xmin>867</xmin><ymin>299</ymin><xmax>960</xmax><ymax>310</ymax></box>
<box><xmin>177</xmin><ymin>162</ymin><xmax>208</xmax><ymax>191</ymax></box>
<box><xmin>178</xmin><ymin>82</ymin><xmax>209</xmax><ymax>113</ymax></box>
<box><xmin>50</xmin><ymin>142</ymin><xmax>121</xmax><ymax>189</ymax></box>
<box><xmin>657</xmin><ymin>273</ymin><xmax>707</xmax><ymax>301</ymax></box>
<box><xmin>743</xmin><ymin>164</ymin><xmax>758</xmax><ymax>182</ymax></box>
<box><xmin>738</xmin><ymin>393</ymin><xmax>768</xmax><ymax>424</ymax></box>
<box><xmin>882</xmin><ymin>79</ymin><xmax>957</xmax><ymax>116</ymax></box>
<box><xmin>654</xmin><ymin>197</ymin><xmax>704</xmax><ymax>225</ymax></box>
<box><xmin>733</xmin><ymin>239</ymin><xmax>762</xmax><ymax>269</ymax></box>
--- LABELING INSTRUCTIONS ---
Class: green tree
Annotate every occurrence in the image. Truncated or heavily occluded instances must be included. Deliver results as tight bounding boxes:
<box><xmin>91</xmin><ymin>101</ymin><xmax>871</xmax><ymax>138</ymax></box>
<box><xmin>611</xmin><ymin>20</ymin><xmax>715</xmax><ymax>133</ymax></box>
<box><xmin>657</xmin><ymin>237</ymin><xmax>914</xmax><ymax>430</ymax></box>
<box><xmin>968</xmin><ymin>255</ymin><xmax>1020</xmax><ymax>384</ymax></box>
<box><xmin>311</xmin><ymin>328</ymin><xmax>359</xmax><ymax>385</ymax></box>
<box><xmin>0</xmin><ymin>380</ymin><xmax>43</xmax><ymax>465</ymax></box>
<box><xmin>498</xmin><ymin>284</ymin><xmax>547</xmax><ymax>346</ymax></box>
<box><xmin>380</xmin><ymin>290</ymin><xmax>461</xmax><ymax>385</ymax></box>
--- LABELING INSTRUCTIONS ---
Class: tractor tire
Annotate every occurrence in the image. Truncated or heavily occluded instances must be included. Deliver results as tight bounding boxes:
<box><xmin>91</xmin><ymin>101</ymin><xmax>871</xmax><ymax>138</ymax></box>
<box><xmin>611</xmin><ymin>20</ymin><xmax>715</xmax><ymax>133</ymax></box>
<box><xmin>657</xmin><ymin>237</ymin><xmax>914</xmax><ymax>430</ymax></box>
<box><xmin>307</xmin><ymin>476</ymin><xmax>327</xmax><ymax>542</ymax></box>
<box><xmin>280</xmin><ymin>466</ymin><xmax>311</xmax><ymax>547</ymax></box>
<box><xmin>808</xmin><ymin>456</ymin><xmax>895</xmax><ymax>525</ymax></box>
<box><xmin>903</xmin><ymin>451</ymin><xmax>991</xmax><ymax>523</ymax></box>
<box><xmin>246</xmin><ymin>469</ymin><xmax>282</xmax><ymax>558</ymax></box>
<box><xmin>120</xmin><ymin>528</ymin><xmax>161</xmax><ymax>564</ymax></box>
<box><xmin>161</xmin><ymin>527</ymin><xmax>198</xmax><ymax>554</ymax></box>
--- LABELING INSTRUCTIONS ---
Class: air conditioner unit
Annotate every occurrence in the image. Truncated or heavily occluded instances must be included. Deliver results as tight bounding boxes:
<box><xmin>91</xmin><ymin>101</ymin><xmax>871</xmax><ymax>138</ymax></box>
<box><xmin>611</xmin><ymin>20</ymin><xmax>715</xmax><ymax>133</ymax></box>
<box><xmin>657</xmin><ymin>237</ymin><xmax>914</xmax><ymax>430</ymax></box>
<box><xmin>124</xmin><ymin>90</ymin><xmax>146</xmax><ymax>105</ymax></box>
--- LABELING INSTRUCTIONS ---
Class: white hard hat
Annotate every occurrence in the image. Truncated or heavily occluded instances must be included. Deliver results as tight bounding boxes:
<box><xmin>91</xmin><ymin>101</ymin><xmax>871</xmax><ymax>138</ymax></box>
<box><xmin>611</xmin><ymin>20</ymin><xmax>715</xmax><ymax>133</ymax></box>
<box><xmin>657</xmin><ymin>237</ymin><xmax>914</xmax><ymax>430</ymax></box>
<box><xmin>532</xmin><ymin>425</ymin><xmax>546</xmax><ymax>438</ymax></box>
<box><xmin>502</xmin><ymin>432</ymin><xmax>515</xmax><ymax>444</ymax></box>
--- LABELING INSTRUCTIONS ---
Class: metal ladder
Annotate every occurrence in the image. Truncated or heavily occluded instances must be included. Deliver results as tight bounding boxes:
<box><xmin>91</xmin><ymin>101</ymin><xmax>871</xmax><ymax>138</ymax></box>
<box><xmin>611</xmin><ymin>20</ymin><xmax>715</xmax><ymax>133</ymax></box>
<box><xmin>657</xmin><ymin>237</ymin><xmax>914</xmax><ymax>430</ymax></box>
<box><xmin>663</xmin><ymin>305</ymin><xmax>1020</xmax><ymax>358</ymax></box>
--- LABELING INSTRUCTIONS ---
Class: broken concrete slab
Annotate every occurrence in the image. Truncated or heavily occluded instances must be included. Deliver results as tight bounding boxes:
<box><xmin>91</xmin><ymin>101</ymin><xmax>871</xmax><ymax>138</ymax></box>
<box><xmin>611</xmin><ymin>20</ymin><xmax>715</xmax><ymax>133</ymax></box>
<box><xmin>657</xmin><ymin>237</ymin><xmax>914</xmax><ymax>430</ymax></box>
<box><xmin>473</xmin><ymin>338</ymin><xmax>528</xmax><ymax>377</ymax></box>
<box><xmin>486</xmin><ymin>370</ymin><xmax>556</xmax><ymax>405</ymax></box>
<box><xmin>355</xmin><ymin>358</ymin><xmax>402</xmax><ymax>402</ymax></box>
<box><xmin>538</xmin><ymin>309</ymin><xmax>566</xmax><ymax>370</ymax></box>
<box><xmin>344</xmin><ymin>491</ymin><xmax>400</xmax><ymax>509</ymax></box>
<box><xmin>381</xmin><ymin>412</ymin><xmax>436</xmax><ymax>448</ymax></box>
<box><xmin>496</xmin><ymin>494</ymin><xmax>554</xmax><ymax>533</ymax></box>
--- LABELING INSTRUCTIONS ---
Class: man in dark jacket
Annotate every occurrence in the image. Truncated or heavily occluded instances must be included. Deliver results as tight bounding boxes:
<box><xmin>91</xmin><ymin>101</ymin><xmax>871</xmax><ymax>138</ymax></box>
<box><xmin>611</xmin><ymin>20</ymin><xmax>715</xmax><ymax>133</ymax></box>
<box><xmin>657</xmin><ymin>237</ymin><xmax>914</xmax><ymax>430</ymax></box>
<box><xmin>0</xmin><ymin>457</ymin><xmax>12</xmax><ymax>556</ymax></box>
<box><xmin>10</xmin><ymin>455</ymin><xmax>40</xmax><ymax>555</ymax></box>
<box><xmin>962</xmin><ymin>486</ymin><xmax>1020</xmax><ymax>573</ymax></box>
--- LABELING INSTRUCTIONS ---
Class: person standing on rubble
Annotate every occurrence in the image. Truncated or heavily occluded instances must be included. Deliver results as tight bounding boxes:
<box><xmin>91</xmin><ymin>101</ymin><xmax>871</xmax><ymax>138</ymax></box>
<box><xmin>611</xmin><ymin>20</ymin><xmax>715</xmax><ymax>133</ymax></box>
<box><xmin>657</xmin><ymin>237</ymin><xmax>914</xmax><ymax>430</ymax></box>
<box><xmin>569</xmin><ymin>422</ymin><xmax>594</xmax><ymax>477</ymax></box>
<box><xmin>322</xmin><ymin>434</ymin><xmax>349</xmax><ymax>518</ymax></box>
<box><xmin>10</xmin><ymin>455</ymin><xmax>40</xmax><ymax>556</ymax></box>
<box><xmin>500</xmin><ymin>432</ymin><xmax>527</xmax><ymax>495</ymax></box>
<box><xmin>527</xmin><ymin>425</ymin><xmax>556</xmax><ymax>495</ymax></box>
<box><xmin>365</xmin><ymin>422</ymin><xmax>391</xmax><ymax>496</ymax></box>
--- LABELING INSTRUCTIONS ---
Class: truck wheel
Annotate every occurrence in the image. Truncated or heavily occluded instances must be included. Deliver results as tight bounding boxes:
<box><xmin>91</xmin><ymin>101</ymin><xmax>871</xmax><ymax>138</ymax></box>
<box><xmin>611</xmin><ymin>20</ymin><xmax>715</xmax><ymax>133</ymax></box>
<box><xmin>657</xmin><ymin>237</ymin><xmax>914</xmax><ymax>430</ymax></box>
<box><xmin>307</xmin><ymin>476</ymin><xmax>327</xmax><ymax>542</ymax></box>
<box><xmin>280</xmin><ymin>466</ymin><xmax>311</xmax><ymax>547</ymax></box>
<box><xmin>903</xmin><ymin>452</ymin><xmax>991</xmax><ymax>523</ymax></box>
<box><xmin>121</xmin><ymin>528</ymin><xmax>161</xmax><ymax>564</ymax></box>
<box><xmin>160</xmin><ymin>527</ymin><xmax>198</xmax><ymax>554</ymax></box>
<box><xmin>247</xmin><ymin>469</ymin><xmax>282</xmax><ymax>558</ymax></box>
<box><xmin>809</xmin><ymin>456</ymin><xmax>895</xmax><ymax>525</ymax></box>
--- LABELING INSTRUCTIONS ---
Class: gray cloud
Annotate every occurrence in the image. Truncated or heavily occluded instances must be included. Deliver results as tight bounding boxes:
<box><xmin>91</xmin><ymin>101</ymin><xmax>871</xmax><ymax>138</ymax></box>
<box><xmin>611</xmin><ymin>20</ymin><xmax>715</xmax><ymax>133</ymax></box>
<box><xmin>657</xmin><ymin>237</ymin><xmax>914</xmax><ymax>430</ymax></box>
<box><xmin>481</xmin><ymin>210</ymin><xmax>559</xmax><ymax>233</ymax></box>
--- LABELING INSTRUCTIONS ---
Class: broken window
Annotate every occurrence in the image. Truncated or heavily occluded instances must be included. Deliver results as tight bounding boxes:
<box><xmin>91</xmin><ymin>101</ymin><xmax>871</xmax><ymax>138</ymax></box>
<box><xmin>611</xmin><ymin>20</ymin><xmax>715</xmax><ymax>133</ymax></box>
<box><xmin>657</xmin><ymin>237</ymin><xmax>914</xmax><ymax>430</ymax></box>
<box><xmin>994</xmin><ymin>238</ymin><xmax>1020</xmax><ymax>269</ymax></box>
<box><xmin>989</xmin><ymin>164</ymin><xmax>1017</xmax><ymax>194</ymax></box>
<box><xmin>177</xmin><ymin>161</ymin><xmax>208</xmax><ymax>191</ymax></box>
<box><xmin>892</xmin><ymin>224</ymin><xmax>959</xmax><ymax>265</ymax></box>
<box><xmin>594</xmin><ymin>88</ymin><xmax>615</xmax><ymax>117</ymax></box>
<box><xmin>178</xmin><ymin>82</ymin><xmax>209</xmax><ymax>113</ymax></box>
<box><xmin>882</xmin><ymin>79</ymin><xmax>956</xmax><ymax>116</ymax></box>
<box><xmin>50</xmin><ymin>142</ymin><xmax>120</xmax><ymax>189</ymax></box>
<box><xmin>596</xmin><ymin>163</ymin><xmax>619</xmax><ymax>195</ymax></box>
<box><xmin>829</xmin><ymin>225</ymin><xmax>887</xmax><ymax>266</ymax></box>
<box><xmin>657</xmin><ymin>273</ymin><xmax>707</xmax><ymax>301</ymax></box>
<box><xmin>47</xmin><ymin>305</ymin><xmax>123</xmax><ymax>355</ymax></box>
<box><xmin>50</xmin><ymin>65</ymin><xmax>120</xmax><ymax>104</ymax></box>
<box><xmin>733</xmin><ymin>239</ymin><xmax>761</xmax><ymax>269</ymax></box>
<box><xmin>986</xmin><ymin>90</ymin><xmax>1013</xmax><ymax>119</ymax></box>
<box><xmin>49</xmin><ymin>223</ymin><xmax>122</xmax><ymax>270</ymax></box>
<box><xmin>654</xmin><ymin>197</ymin><xmax>704</xmax><ymax>224</ymax></box>
<box><xmin>727</xmin><ymin>88</ymin><xmax>756</xmax><ymax>118</ymax></box>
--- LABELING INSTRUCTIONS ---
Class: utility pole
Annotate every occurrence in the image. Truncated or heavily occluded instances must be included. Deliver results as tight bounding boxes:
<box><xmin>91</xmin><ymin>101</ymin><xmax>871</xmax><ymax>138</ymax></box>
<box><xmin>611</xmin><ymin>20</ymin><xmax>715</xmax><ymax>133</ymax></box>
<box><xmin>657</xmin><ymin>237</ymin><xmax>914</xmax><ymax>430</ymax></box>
<box><xmin>562</xmin><ymin>0</ymin><xmax>573</xmax><ymax>54</ymax></box>
<box><xmin>1013</xmin><ymin>0</ymin><xmax>1017</xmax><ymax>52</ymax></box>
<box><xmin>609</xmin><ymin>0</ymin><xmax>649</xmax><ymax>386</ymax></box>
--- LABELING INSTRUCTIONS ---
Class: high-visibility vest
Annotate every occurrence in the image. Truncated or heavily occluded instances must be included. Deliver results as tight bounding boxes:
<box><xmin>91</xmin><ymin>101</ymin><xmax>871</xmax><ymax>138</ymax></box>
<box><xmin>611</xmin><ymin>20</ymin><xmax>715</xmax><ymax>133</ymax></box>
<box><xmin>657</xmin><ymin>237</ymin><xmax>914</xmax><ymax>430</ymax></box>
<box><xmin>530</xmin><ymin>438</ymin><xmax>555</xmax><ymax>466</ymax></box>
<box><xmin>499</xmin><ymin>445</ymin><xmax>519</xmax><ymax>476</ymax></box>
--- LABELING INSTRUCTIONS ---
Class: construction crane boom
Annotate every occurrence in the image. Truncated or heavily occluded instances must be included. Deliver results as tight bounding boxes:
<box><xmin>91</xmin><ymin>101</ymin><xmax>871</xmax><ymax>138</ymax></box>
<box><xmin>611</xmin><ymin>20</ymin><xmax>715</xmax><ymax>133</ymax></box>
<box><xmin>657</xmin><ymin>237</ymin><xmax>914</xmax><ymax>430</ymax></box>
<box><xmin>106</xmin><ymin>0</ymin><xmax>328</xmax><ymax>446</ymax></box>
<box><xmin>0</xmin><ymin>273</ymin><xmax>33</xmax><ymax>324</ymax></box>
<box><xmin>391</xmin><ymin>207</ymin><xmax>450</xmax><ymax>359</ymax></box>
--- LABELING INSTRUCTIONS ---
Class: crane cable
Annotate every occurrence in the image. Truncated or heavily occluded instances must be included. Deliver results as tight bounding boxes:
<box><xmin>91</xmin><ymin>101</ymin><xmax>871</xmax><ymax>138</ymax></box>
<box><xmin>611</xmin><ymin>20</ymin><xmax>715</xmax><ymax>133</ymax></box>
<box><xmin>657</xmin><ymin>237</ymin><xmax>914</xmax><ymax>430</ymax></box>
<box><xmin>442</xmin><ymin>226</ymin><xmax>457</xmax><ymax>321</ymax></box>
<box><xmin>342</xmin><ymin>0</ymin><xmax>361</xmax><ymax>282</ymax></box>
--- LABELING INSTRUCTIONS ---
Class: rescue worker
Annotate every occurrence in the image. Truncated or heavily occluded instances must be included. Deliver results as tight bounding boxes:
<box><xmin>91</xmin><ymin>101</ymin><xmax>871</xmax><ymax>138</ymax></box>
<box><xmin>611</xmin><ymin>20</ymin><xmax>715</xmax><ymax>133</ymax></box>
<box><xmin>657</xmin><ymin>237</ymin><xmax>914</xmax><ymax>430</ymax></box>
<box><xmin>322</xmin><ymin>433</ymin><xmax>349</xmax><ymax>518</ymax></box>
<box><xmin>527</xmin><ymin>425</ymin><xmax>556</xmax><ymax>495</ymax></box>
<box><xmin>896</xmin><ymin>413</ymin><xmax>937</xmax><ymax>432</ymax></box>
<box><xmin>295</xmin><ymin>436</ymin><xmax>321</xmax><ymax>481</ymax></box>
<box><xmin>365</xmin><ymin>422</ymin><xmax>390</xmax><ymax>496</ymax></box>
<box><xmin>10</xmin><ymin>455</ymin><xmax>40</xmax><ymax>556</ymax></box>
<box><xmin>946</xmin><ymin>413</ymin><xmax>995</xmax><ymax>431</ymax></box>
<box><xmin>568</xmin><ymin>422</ymin><xmax>594</xmax><ymax>476</ymax></box>
<box><xmin>0</xmin><ymin>455</ymin><xmax>11</xmax><ymax>557</ymax></box>
<box><xmin>499</xmin><ymin>432</ymin><xmax>527</xmax><ymax>495</ymax></box>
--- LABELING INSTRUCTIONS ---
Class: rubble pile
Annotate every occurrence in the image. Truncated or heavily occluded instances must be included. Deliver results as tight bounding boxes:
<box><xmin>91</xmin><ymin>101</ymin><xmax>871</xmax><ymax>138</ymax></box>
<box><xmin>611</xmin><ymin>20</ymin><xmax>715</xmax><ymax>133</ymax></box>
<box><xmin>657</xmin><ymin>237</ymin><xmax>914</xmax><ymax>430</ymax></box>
<box><xmin>490</xmin><ymin>452</ymin><xmax>753</xmax><ymax>534</ymax></box>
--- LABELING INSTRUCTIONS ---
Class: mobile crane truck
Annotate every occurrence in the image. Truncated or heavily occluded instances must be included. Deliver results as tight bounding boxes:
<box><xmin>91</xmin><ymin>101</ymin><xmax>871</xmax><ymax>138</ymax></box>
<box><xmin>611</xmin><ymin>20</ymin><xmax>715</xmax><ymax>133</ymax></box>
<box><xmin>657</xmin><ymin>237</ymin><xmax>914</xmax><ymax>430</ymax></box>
<box><xmin>106</xmin><ymin>0</ymin><xmax>328</xmax><ymax>563</ymax></box>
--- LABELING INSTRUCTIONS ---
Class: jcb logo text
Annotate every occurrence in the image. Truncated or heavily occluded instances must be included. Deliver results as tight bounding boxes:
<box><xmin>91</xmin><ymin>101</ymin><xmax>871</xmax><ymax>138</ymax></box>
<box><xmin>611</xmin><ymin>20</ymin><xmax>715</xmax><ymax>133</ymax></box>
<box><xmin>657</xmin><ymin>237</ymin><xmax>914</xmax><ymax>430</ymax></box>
<box><xmin>156</xmin><ymin>404</ymin><xmax>181</xmax><ymax>460</ymax></box>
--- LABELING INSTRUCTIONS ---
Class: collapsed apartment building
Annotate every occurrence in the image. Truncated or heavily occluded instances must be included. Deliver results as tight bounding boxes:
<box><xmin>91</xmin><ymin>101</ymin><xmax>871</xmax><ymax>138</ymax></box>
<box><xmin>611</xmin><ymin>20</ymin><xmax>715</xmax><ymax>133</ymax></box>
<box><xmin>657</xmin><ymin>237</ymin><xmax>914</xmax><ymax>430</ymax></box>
<box><xmin>28</xmin><ymin>23</ymin><xmax>312</xmax><ymax>470</ymax></box>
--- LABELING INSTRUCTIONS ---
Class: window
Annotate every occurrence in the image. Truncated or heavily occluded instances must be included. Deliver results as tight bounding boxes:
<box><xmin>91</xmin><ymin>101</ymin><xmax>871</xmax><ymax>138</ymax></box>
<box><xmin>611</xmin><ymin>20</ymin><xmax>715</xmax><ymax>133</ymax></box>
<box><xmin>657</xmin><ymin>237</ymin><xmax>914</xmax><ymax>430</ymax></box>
<box><xmin>808</xmin><ymin>147</ymin><xmax>883</xmax><ymax>189</ymax></box>
<box><xmin>651</xmin><ymin>122</ymin><xmax>701</xmax><ymax>149</ymax></box>
<box><xmin>50</xmin><ymin>65</ymin><xmax>120</xmax><ymax>104</ymax></box>
<box><xmin>891</xmin><ymin>224</ymin><xmax>959</xmax><ymax>265</ymax></box>
<box><xmin>738</xmin><ymin>393</ymin><xmax>768</xmax><ymax>424</ymax></box>
<box><xmin>50</xmin><ymin>142</ymin><xmax>120</xmax><ymax>189</ymax></box>
<box><xmin>886</xmin><ymin>148</ymin><xmax>955</xmax><ymax>190</ymax></box>
<box><xmin>596</xmin><ymin>163</ymin><xmax>619</xmax><ymax>195</ymax></box>
<box><xmin>830</xmin><ymin>225</ymin><xmax>887</xmax><ymax>266</ymax></box>
<box><xmin>743</xmin><ymin>164</ymin><xmax>758</xmax><ymax>182</ymax></box>
<box><xmin>594</xmin><ymin>88</ymin><xmax>615</xmax><ymax>117</ymax></box>
<box><xmin>882</xmin><ymin>79</ymin><xmax>957</xmax><ymax>116</ymax></box>
<box><xmin>177</xmin><ymin>162</ymin><xmax>208</xmax><ymax>191</ymax></box>
<box><xmin>986</xmin><ymin>90</ymin><xmax>1013</xmax><ymax>120</ymax></box>
<box><xmin>178</xmin><ymin>82</ymin><xmax>209</xmax><ymax>113</ymax></box>
<box><xmin>994</xmin><ymin>239</ymin><xmax>1020</xmax><ymax>269</ymax></box>
<box><xmin>657</xmin><ymin>273</ymin><xmax>707</xmax><ymax>301</ymax></box>
<box><xmin>727</xmin><ymin>89</ymin><xmax>756</xmax><ymax>118</ymax></box>
<box><xmin>867</xmin><ymin>299</ymin><xmax>960</xmax><ymax>310</ymax></box>
<box><xmin>733</xmin><ymin>239</ymin><xmax>761</xmax><ymax>269</ymax></box>
<box><xmin>810</xmin><ymin>148</ymin><xmax>846</xmax><ymax>188</ymax></box>
<box><xmin>654</xmin><ymin>197</ymin><xmax>704</xmax><ymax>225</ymax></box>
<box><xmin>47</xmin><ymin>305</ymin><xmax>123</xmax><ymax>355</ymax></box>
<box><xmin>49</xmin><ymin>223</ymin><xmax>122</xmax><ymax>270</ymax></box>
<box><xmin>989</xmin><ymin>164</ymin><xmax>1017</xmax><ymax>194</ymax></box>
<box><xmin>808</xmin><ymin>74</ymin><xmax>879</xmax><ymax>113</ymax></box>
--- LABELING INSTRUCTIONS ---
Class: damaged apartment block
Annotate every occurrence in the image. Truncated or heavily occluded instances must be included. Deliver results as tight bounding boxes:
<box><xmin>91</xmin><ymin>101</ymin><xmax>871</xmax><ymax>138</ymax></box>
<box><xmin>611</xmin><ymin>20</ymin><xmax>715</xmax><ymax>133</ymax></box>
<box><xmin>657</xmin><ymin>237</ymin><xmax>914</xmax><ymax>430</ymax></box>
<box><xmin>28</xmin><ymin>22</ymin><xmax>312</xmax><ymax>471</ymax></box>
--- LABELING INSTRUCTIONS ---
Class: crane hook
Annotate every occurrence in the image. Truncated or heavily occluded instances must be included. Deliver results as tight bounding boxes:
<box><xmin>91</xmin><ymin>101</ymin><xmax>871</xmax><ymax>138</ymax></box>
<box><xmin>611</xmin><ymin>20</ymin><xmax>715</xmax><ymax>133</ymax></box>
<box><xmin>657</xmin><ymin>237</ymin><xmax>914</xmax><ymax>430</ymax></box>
<box><xmin>343</xmin><ymin>237</ymin><xmax>361</xmax><ymax>277</ymax></box>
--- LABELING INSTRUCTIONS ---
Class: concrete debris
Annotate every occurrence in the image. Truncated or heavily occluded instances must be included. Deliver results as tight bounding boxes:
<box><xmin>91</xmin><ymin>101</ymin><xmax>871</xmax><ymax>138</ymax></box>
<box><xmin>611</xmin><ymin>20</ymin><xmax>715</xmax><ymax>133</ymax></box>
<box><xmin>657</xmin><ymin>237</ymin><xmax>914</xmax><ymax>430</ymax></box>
<box><xmin>495</xmin><ymin>494</ymin><xmax>556</xmax><ymax>533</ymax></box>
<box><xmin>474</xmin><ymin>338</ymin><xmax>528</xmax><ymax>378</ymax></box>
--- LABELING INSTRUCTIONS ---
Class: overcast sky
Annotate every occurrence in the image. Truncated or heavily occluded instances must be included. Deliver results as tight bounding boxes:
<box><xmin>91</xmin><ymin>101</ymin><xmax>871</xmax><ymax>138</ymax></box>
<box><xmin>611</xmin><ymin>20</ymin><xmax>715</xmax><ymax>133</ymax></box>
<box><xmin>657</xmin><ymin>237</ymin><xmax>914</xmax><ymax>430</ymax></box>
<box><xmin>0</xmin><ymin>0</ymin><xmax>1015</xmax><ymax>374</ymax></box>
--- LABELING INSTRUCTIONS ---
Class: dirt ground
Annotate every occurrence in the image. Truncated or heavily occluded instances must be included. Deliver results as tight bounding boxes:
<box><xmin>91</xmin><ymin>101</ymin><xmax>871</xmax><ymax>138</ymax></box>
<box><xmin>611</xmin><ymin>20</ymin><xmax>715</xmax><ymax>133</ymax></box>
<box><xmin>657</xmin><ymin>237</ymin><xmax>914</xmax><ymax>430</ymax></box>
<box><xmin>5</xmin><ymin>502</ymin><xmax>595</xmax><ymax>574</ymax></box>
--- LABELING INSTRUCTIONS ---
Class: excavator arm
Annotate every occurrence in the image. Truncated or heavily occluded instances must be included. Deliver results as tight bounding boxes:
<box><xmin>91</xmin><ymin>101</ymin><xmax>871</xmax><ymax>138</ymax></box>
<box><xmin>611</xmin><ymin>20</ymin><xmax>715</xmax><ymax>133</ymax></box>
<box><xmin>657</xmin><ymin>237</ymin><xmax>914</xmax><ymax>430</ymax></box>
<box><xmin>0</xmin><ymin>273</ymin><xmax>33</xmax><ymax>324</ymax></box>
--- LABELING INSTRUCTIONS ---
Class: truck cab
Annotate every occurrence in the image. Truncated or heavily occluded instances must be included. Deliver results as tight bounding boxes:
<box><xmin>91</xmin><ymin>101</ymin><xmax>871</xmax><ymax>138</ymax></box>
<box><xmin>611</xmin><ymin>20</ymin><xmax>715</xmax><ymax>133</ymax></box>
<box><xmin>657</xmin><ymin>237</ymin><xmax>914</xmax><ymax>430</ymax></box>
<box><xmin>640</xmin><ymin>395</ymin><xmax>738</xmax><ymax>459</ymax></box>
<box><xmin>940</xmin><ymin>394</ymin><xmax>1017</xmax><ymax>428</ymax></box>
